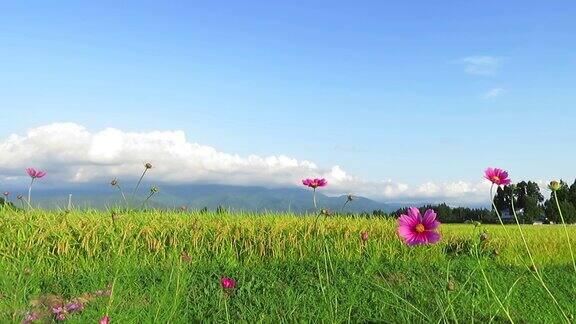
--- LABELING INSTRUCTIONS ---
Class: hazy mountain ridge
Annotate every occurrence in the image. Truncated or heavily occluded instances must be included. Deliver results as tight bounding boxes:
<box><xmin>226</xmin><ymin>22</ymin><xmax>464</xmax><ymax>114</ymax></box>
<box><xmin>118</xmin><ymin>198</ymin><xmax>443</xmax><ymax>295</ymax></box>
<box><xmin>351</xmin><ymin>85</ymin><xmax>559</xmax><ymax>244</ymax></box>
<box><xmin>24</xmin><ymin>184</ymin><xmax>408</xmax><ymax>213</ymax></box>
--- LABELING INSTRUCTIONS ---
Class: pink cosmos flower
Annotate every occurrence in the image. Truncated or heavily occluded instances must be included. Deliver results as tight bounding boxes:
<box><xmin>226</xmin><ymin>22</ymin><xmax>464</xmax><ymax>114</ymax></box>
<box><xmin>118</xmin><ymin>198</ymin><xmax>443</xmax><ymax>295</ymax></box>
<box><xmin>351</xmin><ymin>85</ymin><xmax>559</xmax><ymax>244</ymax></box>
<box><xmin>99</xmin><ymin>315</ymin><xmax>110</xmax><ymax>324</ymax></box>
<box><xmin>26</xmin><ymin>168</ymin><xmax>47</xmax><ymax>179</ymax></box>
<box><xmin>397</xmin><ymin>207</ymin><xmax>441</xmax><ymax>246</ymax></box>
<box><xmin>302</xmin><ymin>178</ymin><xmax>328</xmax><ymax>189</ymax></box>
<box><xmin>220</xmin><ymin>277</ymin><xmax>236</xmax><ymax>289</ymax></box>
<box><xmin>484</xmin><ymin>168</ymin><xmax>511</xmax><ymax>186</ymax></box>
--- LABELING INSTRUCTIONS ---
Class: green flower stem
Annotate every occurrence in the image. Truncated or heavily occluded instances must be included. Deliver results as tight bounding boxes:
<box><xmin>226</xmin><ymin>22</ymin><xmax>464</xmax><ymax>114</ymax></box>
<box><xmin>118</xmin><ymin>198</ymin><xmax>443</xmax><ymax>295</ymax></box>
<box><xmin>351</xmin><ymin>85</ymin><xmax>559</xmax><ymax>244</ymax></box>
<box><xmin>510</xmin><ymin>197</ymin><xmax>569</xmax><ymax>322</ymax></box>
<box><xmin>553</xmin><ymin>191</ymin><xmax>576</xmax><ymax>274</ymax></box>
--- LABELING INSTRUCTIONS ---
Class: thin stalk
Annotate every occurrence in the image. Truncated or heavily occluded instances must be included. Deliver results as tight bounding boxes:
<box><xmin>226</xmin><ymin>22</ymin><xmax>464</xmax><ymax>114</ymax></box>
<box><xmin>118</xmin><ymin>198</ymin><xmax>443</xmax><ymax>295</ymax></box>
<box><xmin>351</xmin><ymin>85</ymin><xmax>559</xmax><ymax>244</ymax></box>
<box><xmin>553</xmin><ymin>191</ymin><xmax>576</xmax><ymax>274</ymax></box>
<box><xmin>27</xmin><ymin>178</ymin><xmax>35</xmax><ymax>209</ymax></box>
<box><xmin>490</xmin><ymin>184</ymin><xmax>512</xmax><ymax>241</ymax></box>
<box><xmin>131</xmin><ymin>168</ymin><xmax>149</xmax><ymax>202</ymax></box>
<box><xmin>511</xmin><ymin>197</ymin><xmax>570</xmax><ymax>322</ymax></box>
<box><xmin>313</xmin><ymin>188</ymin><xmax>317</xmax><ymax>209</ymax></box>
<box><xmin>116</xmin><ymin>183</ymin><xmax>129</xmax><ymax>208</ymax></box>
<box><xmin>341</xmin><ymin>200</ymin><xmax>350</xmax><ymax>213</ymax></box>
<box><xmin>140</xmin><ymin>192</ymin><xmax>156</xmax><ymax>210</ymax></box>
<box><xmin>223</xmin><ymin>294</ymin><xmax>230</xmax><ymax>324</ymax></box>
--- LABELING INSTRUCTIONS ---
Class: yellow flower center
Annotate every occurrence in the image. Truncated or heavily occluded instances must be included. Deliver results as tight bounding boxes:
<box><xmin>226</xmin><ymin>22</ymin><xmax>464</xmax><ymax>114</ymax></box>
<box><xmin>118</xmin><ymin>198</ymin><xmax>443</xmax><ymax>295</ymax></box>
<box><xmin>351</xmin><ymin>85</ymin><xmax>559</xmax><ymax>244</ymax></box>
<box><xmin>415</xmin><ymin>224</ymin><xmax>425</xmax><ymax>233</ymax></box>
<box><xmin>492</xmin><ymin>176</ymin><xmax>500</xmax><ymax>183</ymax></box>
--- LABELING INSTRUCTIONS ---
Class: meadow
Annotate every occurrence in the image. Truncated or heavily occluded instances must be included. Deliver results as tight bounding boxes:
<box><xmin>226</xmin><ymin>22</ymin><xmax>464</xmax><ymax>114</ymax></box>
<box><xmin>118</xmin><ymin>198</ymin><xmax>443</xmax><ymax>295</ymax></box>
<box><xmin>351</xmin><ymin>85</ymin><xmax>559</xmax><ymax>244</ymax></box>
<box><xmin>0</xmin><ymin>209</ymin><xmax>574</xmax><ymax>323</ymax></box>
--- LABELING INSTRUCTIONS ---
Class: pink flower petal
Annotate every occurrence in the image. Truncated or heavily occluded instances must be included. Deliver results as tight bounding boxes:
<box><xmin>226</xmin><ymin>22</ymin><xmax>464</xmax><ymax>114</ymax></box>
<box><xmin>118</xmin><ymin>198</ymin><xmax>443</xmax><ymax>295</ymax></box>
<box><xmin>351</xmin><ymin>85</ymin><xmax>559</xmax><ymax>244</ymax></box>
<box><xmin>422</xmin><ymin>209</ymin><xmax>440</xmax><ymax>229</ymax></box>
<box><xmin>425</xmin><ymin>231</ymin><xmax>442</xmax><ymax>244</ymax></box>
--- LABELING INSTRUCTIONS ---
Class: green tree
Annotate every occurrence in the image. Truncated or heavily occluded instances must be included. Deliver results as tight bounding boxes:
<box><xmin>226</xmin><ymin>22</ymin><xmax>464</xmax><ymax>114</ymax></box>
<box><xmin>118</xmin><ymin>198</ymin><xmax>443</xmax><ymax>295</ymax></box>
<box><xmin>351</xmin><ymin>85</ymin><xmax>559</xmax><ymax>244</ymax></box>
<box><xmin>523</xmin><ymin>196</ymin><xmax>542</xmax><ymax>224</ymax></box>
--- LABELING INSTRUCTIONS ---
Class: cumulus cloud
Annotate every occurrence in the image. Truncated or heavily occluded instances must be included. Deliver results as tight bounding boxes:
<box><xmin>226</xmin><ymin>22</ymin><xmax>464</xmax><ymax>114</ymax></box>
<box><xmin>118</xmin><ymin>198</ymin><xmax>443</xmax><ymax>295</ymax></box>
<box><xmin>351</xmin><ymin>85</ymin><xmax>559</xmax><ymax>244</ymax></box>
<box><xmin>483</xmin><ymin>88</ymin><xmax>505</xmax><ymax>99</ymax></box>
<box><xmin>457</xmin><ymin>56</ymin><xmax>503</xmax><ymax>76</ymax></box>
<box><xmin>0</xmin><ymin>123</ymin><xmax>491</xmax><ymax>204</ymax></box>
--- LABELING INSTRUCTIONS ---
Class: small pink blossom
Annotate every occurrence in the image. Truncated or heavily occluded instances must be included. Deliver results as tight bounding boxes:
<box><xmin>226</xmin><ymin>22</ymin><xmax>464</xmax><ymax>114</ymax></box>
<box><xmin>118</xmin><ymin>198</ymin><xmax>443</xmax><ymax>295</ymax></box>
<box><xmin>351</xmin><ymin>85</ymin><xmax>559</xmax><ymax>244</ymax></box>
<box><xmin>2</xmin><ymin>191</ymin><xmax>9</xmax><ymax>196</ymax></box>
<box><xmin>360</xmin><ymin>231</ymin><xmax>369</xmax><ymax>242</ymax></box>
<box><xmin>302</xmin><ymin>178</ymin><xmax>328</xmax><ymax>189</ymax></box>
<box><xmin>220</xmin><ymin>277</ymin><xmax>236</xmax><ymax>289</ymax></box>
<box><xmin>26</xmin><ymin>168</ymin><xmax>46</xmax><ymax>179</ymax></box>
<box><xmin>397</xmin><ymin>207</ymin><xmax>441</xmax><ymax>246</ymax></box>
<box><xmin>484</xmin><ymin>167</ymin><xmax>511</xmax><ymax>186</ymax></box>
<box><xmin>22</xmin><ymin>312</ymin><xmax>41</xmax><ymax>324</ymax></box>
<box><xmin>99</xmin><ymin>315</ymin><xmax>110</xmax><ymax>324</ymax></box>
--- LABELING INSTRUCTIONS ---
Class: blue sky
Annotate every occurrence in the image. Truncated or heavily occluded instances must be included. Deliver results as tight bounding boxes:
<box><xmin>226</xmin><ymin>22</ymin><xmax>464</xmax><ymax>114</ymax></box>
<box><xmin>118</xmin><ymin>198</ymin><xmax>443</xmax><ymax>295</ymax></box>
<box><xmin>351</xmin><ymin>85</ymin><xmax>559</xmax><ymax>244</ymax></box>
<box><xmin>0</xmin><ymin>1</ymin><xmax>575</xmax><ymax>202</ymax></box>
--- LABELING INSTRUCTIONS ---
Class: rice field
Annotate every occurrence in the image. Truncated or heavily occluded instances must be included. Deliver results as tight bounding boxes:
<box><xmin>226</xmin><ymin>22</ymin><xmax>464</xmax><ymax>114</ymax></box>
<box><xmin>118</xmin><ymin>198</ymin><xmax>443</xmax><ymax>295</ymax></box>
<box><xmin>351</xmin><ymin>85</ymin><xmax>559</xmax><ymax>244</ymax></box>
<box><xmin>0</xmin><ymin>209</ymin><xmax>575</xmax><ymax>323</ymax></box>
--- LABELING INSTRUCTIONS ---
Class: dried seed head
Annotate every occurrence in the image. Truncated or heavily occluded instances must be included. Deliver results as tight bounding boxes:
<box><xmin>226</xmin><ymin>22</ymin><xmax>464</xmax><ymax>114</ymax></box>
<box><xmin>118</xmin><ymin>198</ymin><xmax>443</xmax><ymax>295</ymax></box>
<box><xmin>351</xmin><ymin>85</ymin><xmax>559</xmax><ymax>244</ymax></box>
<box><xmin>145</xmin><ymin>162</ymin><xmax>153</xmax><ymax>169</ymax></box>
<box><xmin>493</xmin><ymin>249</ymin><xmax>500</xmax><ymax>256</ymax></box>
<box><xmin>320</xmin><ymin>209</ymin><xmax>332</xmax><ymax>217</ymax></box>
<box><xmin>347</xmin><ymin>194</ymin><xmax>356</xmax><ymax>202</ymax></box>
<box><xmin>150</xmin><ymin>185</ymin><xmax>159</xmax><ymax>194</ymax></box>
<box><xmin>17</xmin><ymin>195</ymin><xmax>23</xmax><ymax>200</ymax></box>
<box><xmin>447</xmin><ymin>280</ymin><xmax>456</xmax><ymax>291</ymax></box>
<box><xmin>480</xmin><ymin>232</ymin><xmax>489</xmax><ymax>241</ymax></box>
<box><xmin>180</xmin><ymin>205</ymin><xmax>188</xmax><ymax>211</ymax></box>
<box><xmin>181</xmin><ymin>251</ymin><xmax>191</xmax><ymax>263</ymax></box>
<box><xmin>110</xmin><ymin>178</ymin><xmax>119</xmax><ymax>186</ymax></box>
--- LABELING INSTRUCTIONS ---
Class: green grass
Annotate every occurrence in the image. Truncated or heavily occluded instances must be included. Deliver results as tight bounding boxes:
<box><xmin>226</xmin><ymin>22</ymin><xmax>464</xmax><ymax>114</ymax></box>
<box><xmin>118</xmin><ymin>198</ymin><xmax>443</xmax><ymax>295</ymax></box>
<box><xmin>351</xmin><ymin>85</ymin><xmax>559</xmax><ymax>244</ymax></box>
<box><xmin>0</xmin><ymin>209</ymin><xmax>575</xmax><ymax>323</ymax></box>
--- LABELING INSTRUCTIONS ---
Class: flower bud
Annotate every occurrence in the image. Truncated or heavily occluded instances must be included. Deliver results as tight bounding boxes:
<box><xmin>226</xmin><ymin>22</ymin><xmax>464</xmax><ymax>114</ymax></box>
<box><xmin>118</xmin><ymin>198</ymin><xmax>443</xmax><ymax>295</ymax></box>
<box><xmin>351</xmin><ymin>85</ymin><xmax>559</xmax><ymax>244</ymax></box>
<box><xmin>110</xmin><ymin>178</ymin><xmax>119</xmax><ymax>186</ymax></box>
<box><xmin>548</xmin><ymin>180</ymin><xmax>561</xmax><ymax>192</ymax></box>
<box><xmin>145</xmin><ymin>162</ymin><xmax>153</xmax><ymax>169</ymax></box>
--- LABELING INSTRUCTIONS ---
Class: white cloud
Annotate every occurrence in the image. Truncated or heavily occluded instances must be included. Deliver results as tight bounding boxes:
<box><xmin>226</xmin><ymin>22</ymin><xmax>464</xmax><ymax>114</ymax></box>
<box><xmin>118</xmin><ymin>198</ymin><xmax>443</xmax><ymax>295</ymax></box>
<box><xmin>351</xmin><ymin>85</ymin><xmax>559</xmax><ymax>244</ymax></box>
<box><xmin>0</xmin><ymin>123</ymin><xmax>493</xmax><ymax>204</ymax></box>
<box><xmin>483</xmin><ymin>88</ymin><xmax>505</xmax><ymax>99</ymax></box>
<box><xmin>458</xmin><ymin>56</ymin><xmax>503</xmax><ymax>76</ymax></box>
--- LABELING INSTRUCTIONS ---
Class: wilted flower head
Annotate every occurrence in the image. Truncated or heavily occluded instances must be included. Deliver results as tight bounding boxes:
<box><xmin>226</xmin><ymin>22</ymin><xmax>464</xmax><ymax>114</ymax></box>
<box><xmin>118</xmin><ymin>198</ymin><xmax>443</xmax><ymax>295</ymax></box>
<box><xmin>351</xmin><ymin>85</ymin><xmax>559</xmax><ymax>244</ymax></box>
<box><xmin>549</xmin><ymin>180</ymin><xmax>561</xmax><ymax>192</ymax></box>
<box><xmin>346</xmin><ymin>194</ymin><xmax>356</xmax><ymax>203</ymax></box>
<box><xmin>397</xmin><ymin>207</ymin><xmax>441</xmax><ymax>246</ymax></box>
<box><xmin>110</xmin><ymin>178</ymin><xmax>119</xmax><ymax>186</ymax></box>
<box><xmin>99</xmin><ymin>315</ymin><xmax>110</xmax><ymax>324</ymax></box>
<box><xmin>484</xmin><ymin>168</ymin><xmax>511</xmax><ymax>186</ymax></box>
<box><xmin>26</xmin><ymin>168</ymin><xmax>47</xmax><ymax>179</ymax></box>
<box><xmin>145</xmin><ymin>162</ymin><xmax>153</xmax><ymax>169</ymax></box>
<box><xmin>360</xmin><ymin>231</ymin><xmax>369</xmax><ymax>242</ymax></box>
<box><xmin>150</xmin><ymin>185</ymin><xmax>159</xmax><ymax>194</ymax></box>
<box><xmin>480</xmin><ymin>232</ymin><xmax>489</xmax><ymax>241</ymax></box>
<box><xmin>17</xmin><ymin>194</ymin><xmax>23</xmax><ymax>200</ymax></box>
<box><xmin>302</xmin><ymin>178</ymin><xmax>328</xmax><ymax>189</ymax></box>
<box><xmin>220</xmin><ymin>277</ymin><xmax>236</xmax><ymax>289</ymax></box>
<box><xmin>320</xmin><ymin>208</ymin><xmax>332</xmax><ymax>217</ymax></box>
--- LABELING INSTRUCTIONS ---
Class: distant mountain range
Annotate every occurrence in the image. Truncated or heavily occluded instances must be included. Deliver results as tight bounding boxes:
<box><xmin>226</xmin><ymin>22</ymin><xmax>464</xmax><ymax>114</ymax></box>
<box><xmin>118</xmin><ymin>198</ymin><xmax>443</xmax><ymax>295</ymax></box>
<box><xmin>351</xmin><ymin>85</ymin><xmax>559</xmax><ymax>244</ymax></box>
<box><xmin>22</xmin><ymin>184</ymin><xmax>410</xmax><ymax>213</ymax></box>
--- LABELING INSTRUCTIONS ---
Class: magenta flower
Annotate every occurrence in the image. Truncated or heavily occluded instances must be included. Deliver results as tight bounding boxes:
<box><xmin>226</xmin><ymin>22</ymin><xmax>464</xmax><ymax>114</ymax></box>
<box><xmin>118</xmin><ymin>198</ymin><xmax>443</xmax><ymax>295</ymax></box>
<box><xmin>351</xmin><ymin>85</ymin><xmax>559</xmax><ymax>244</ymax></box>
<box><xmin>302</xmin><ymin>178</ymin><xmax>328</xmax><ymax>189</ymax></box>
<box><xmin>99</xmin><ymin>315</ymin><xmax>110</xmax><ymax>324</ymax></box>
<box><xmin>302</xmin><ymin>178</ymin><xmax>327</xmax><ymax>209</ymax></box>
<box><xmin>25</xmin><ymin>167</ymin><xmax>46</xmax><ymax>208</ymax></box>
<box><xmin>220</xmin><ymin>277</ymin><xmax>236</xmax><ymax>289</ymax></box>
<box><xmin>26</xmin><ymin>168</ymin><xmax>47</xmax><ymax>179</ymax></box>
<box><xmin>397</xmin><ymin>207</ymin><xmax>441</xmax><ymax>246</ymax></box>
<box><xmin>484</xmin><ymin>168</ymin><xmax>511</xmax><ymax>186</ymax></box>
